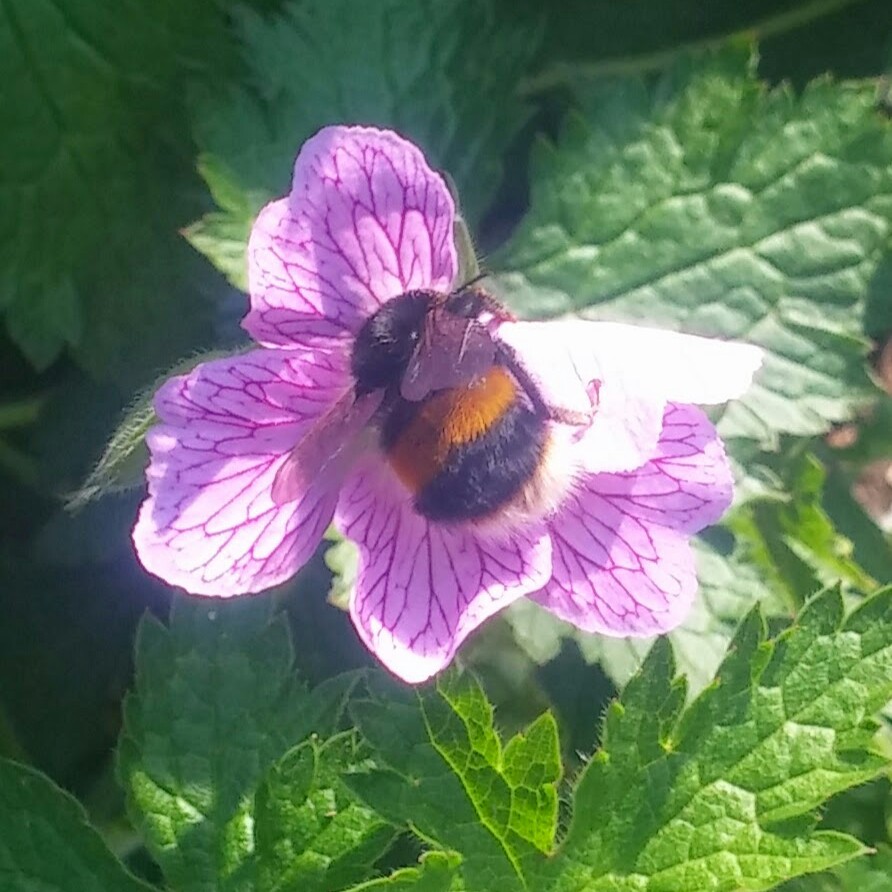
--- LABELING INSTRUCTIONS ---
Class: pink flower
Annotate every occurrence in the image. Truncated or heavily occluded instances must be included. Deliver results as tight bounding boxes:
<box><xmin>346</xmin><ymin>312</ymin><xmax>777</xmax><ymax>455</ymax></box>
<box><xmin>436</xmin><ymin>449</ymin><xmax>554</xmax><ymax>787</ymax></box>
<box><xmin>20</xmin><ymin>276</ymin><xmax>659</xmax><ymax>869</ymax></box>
<box><xmin>133</xmin><ymin>125</ymin><xmax>762</xmax><ymax>683</ymax></box>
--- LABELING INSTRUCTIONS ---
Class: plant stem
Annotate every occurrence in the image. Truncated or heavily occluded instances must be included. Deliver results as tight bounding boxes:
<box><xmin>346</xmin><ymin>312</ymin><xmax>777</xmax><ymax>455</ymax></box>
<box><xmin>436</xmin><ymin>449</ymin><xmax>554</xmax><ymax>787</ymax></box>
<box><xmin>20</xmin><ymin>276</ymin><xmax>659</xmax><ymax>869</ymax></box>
<box><xmin>520</xmin><ymin>0</ymin><xmax>867</xmax><ymax>95</ymax></box>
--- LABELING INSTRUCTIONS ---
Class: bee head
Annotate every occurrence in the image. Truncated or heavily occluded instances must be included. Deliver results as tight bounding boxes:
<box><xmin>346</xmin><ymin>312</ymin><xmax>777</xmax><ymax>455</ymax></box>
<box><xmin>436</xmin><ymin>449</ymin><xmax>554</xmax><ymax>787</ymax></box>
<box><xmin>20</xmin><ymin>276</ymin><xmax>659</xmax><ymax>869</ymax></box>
<box><xmin>351</xmin><ymin>291</ymin><xmax>435</xmax><ymax>395</ymax></box>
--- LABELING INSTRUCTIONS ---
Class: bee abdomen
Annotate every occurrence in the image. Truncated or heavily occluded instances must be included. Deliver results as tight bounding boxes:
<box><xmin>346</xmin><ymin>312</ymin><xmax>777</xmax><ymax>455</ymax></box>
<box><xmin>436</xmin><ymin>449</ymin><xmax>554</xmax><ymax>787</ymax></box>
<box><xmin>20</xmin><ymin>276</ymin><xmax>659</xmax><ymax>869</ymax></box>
<box><xmin>382</xmin><ymin>366</ymin><xmax>547</xmax><ymax>523</ymax></box>
<box><xmin>415</xmin><ymin>403</ymin><xmax>546</xmax><ymax>522</ymax></box>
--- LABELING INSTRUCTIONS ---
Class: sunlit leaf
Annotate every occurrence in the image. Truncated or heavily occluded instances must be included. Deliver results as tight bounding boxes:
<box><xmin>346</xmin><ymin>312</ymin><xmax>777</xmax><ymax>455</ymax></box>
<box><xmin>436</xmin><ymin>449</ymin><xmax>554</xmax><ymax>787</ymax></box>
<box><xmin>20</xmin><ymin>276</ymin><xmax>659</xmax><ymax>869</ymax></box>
<box><xmin>356</xmin><ymin>588</ymin><xmax>892</xmax><ymax>891</ymax></box>
<box><xmin>118</xmin><ymin>596</ymin><xmax>361</xmax><ymax>892</ymax></box>
<box><xmin>350</xmin><ymin>671</ymin><xmax>561</xmax><ymax>892</ymax></box>
<box><xmin>496</xmin><ymin>49</ymin><xmax>892</xmax><ymax>447</ymax></box>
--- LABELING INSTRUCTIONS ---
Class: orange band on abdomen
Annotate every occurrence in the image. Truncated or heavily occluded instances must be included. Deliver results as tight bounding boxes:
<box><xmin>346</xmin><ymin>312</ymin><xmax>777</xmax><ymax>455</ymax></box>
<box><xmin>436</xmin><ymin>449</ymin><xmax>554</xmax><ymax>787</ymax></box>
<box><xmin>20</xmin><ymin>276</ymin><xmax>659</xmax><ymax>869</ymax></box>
<box><xmin>386</xmin><ymin>366</ymin><xmax>517</xmax><ymax>492</ymax></box>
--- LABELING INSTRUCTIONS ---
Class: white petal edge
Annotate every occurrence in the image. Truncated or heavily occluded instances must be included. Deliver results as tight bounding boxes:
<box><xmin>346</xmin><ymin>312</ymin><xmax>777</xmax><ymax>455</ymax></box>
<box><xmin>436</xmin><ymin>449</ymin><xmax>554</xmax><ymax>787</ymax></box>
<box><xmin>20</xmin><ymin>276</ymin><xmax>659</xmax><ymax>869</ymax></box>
<box><xmin>498</xmin><ymin>318</ymin><xmax>763</xmax><ymax>406</ymax></box>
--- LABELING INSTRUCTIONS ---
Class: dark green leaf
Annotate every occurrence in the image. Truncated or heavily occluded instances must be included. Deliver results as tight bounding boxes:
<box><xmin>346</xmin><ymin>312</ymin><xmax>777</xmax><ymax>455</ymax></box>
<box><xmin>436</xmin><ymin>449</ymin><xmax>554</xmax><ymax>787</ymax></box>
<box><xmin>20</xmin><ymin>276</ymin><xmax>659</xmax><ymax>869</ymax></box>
<box><xmin>0</xmin><ymin>757</ymin><xmax>154</xmax><ymax>892</ymax></box>
<box><xmin>516</xmin><ymin>0</ymin><xmax>881</xmax><ymax>92</ymax></box>
<box><xmin>821</xmin><ymin>459</ymin><xmax>892</xmax><ymax>583</ymax></box>
<box><xmin>183</xmin><ymin>156</ymin><xmax>266</xmax><ymax>293</ymax></box>
<box><xmin>830</xmin><ymin>845</ymin><xmax>892</xmax><ymax>891</ymax></box>
<box><xmin>781</xmin><ymin>844</ymin><xmax>892</xmax><ymax>891</ymax></box>
<box><xmin>865</xmin><ymin>251</ymin><xmax>892</xmax><ymax>338</ymax></box>
<box><xmin>730</xmin><ymin>451</ymin><xmax>879</xmax><ymax>608</ymax></box>
<box><xmin>0</xmin><ymin>0</ymin><xmax>234</xmax><ymax>378</ymax></box>
<box><xmin>189</xmin><ymin>0</ymin><xmax>540</xmax><ymax>286</ymax></box>
<box><xmin>4</xmin><ymin>280</ymin><xmax>82</xmax><ymax>370</ymax></box>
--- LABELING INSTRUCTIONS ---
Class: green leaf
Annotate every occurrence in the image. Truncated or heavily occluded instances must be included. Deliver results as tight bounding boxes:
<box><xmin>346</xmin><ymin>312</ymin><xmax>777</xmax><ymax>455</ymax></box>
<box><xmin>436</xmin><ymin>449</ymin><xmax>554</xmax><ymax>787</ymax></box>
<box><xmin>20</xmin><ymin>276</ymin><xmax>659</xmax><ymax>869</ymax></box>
<box><xmin>76</xmin><ymin>241</ymin><xmax>224</xmax><ymax>391</ymax></box>
<box><xmin>819</xmin><ymin>776</ymin><xmax>892</xmax><ymax>850</ymax></box>
<box><xmin>4</xmin><ymin>279</ymin><xmax>82</xmax><ymax>370</ymax></box>
<box><xmin>118</xmin><ymin>596</ymin><xmax>360</xmax><ymax>892</ymax></box>
<box><xmin>255</xmin><ymin>734</ymin><xmax>394</xmax><ymax>892</ymax></box>
<box><xmin>189</xmin><ymin>0</ymin><xmax>540</xmax><ymax>286</ymax></box>
<box><xmin>758</xmin><ymin>454</ymin><xmax>877</xmax><ymax>591</ymax></box>
<box><xmin>0</xmin><ymin>0</ymin><xmax>235</xmax><ymax>379</ymax></box>
<box><xmin>537</xmin><ymin>587</ymin><xmax>892</xmax><ymax>891</ymax></box>
<box><xmin>781</xmin><ymin>844</ymin><xmax>892</xmax><ymax>891</ymax></box>
<box><xmin>517</xmin><ymin>0</ymin><xmax>869</xmax><ymax>92</ymax></box>
<box><xmin>495</xmin><ymin>49</ymin><xmax>892</xmax><ymax>447</ymax></box>
<box><xmin>356</xmin><ymin>589</ymin><xmax>892</xmax><ymax>891</ymax></box>
<box><xmin>865</xmin><ymin>251</ymin><xmax>892</xmax><ymax>338</ymax></box>
<box><xmin>821</xmin><ymin>460</ymin><xmax>892</xmax><ymax>583</ymax></box>
<box><xmin>343</xmin><ymin>851</ymin><xmax>462</xmax><ymax>891</ymax></box>
<box><xmin>0</xmin><ymin>393</ymin><xmax>44</xmax><ymax>431</ymax></box>
<box><xmin>758</xmin><ymin>0</ymin><xmax>892</xmax><ymax>90</ymax></box>
<box><xmin>183</xmin><ymin>156</ymin><xmax>266</xmax><ymax>293</ymax></box>
<box><xmin>64</xmin><ymin>395</ymin><xmax>154</xmax><ymax>512</ymax></box>
<box><xmin>0</xmin><ymin>757</ymin><xmax>154</xmax><ymax>892</ymax></box>
<box><xmin>0</xmin><ymin>434</ymin><xmax>39</xmax><ymax>488</ymax></box>
<box><xmin>349</xmin><ymin>671</ymin><xmax>561</xmax><ymax>892</ymax></box>
<box><xmin>728</xmin><ymin>451</ymin><xmax>879</xmax><ymax>610</ymax></box>
<box><xmin>830</xmin><ymin>845</ymin><xmax>892</xmax><ymax>891</ymax></box>
<box><xmin>324</xmin><ymin>529</ymin><xmax>361</xmax><ymax>612</ymax></box>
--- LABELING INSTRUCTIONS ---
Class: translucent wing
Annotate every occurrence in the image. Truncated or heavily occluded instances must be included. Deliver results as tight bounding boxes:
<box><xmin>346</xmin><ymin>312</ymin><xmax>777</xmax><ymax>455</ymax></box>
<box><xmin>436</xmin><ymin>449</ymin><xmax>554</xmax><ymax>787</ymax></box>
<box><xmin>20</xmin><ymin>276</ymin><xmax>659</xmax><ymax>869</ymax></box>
<box><xmin>271</xmin><ymin>389</ymin><xmax>384</xmax><ymax>506</ymax></box>
<box><xmin>400</xmin><ymin>310</ymin><xmax>496</xmax><ymax>402</ymax></box>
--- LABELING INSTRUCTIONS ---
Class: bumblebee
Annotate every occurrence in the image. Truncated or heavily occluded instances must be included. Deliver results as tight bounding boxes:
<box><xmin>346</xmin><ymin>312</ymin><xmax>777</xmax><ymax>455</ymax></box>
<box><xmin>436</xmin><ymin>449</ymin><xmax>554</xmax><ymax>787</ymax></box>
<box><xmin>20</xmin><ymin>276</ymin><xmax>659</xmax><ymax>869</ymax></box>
<box><xmin>273</xmin><ymin>284</ymin><xmax>584</xmax><ymax>529</ymax></box>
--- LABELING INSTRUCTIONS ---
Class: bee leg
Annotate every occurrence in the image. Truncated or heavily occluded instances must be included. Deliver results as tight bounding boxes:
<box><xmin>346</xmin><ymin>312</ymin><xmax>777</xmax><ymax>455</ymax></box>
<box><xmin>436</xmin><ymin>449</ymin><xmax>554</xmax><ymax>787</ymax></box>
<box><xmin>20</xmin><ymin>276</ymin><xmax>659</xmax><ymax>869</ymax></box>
<box><xmin>499</xmin><ymin>343</ymin><xmax>597</xmax><ymax>427</ymax></box>
<box><xmin>548</xmin><ymin>405</ymin><xmax>595</xmax><ymax>427</ymax></box>
<box><xmin>550</xmin><ymin>380</ymin><xmax>599</xmax><ymax>426</ymax></box>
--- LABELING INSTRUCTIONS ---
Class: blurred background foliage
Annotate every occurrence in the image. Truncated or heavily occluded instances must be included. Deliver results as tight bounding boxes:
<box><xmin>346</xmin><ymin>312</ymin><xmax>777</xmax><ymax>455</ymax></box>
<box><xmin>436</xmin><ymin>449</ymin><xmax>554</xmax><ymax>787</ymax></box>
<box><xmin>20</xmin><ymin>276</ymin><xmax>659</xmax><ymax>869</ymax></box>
<box><xmin>2</xmin><ymin>0</ymin><xmax>892</xmax><ymax>881</ymax></box>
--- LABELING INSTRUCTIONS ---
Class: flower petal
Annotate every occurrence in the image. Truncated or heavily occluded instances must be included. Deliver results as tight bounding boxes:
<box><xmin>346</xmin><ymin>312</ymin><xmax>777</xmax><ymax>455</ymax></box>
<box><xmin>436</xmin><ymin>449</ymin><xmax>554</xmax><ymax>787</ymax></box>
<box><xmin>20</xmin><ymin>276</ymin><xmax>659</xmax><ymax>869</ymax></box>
<box><xmin>337</xmin><ymin>459</ymin><xmax>552</xmax><ymax>683</ymax></box>
<box><xmin>498</xmin><ymin>319</ymin><xmax>666</xmax><ymax>474</ymax></box>
<box><xmin>133</xmin><ymin>347</ymin><xmax>351</xmax><ymax>595</ymax></box>
<box><xmin>246</xmin><ymin>125</ymin><xmax>458</xmax><ymax>347</ymax></box>
<box><xmin>497</xmin><ymin>318</ymin><xmax>762</xmax><ymax>405</ymax></box>
<box><xmin>535</xmin><ymin>404</ymin><xmax>733</xmax><ymax>636</ymax></box>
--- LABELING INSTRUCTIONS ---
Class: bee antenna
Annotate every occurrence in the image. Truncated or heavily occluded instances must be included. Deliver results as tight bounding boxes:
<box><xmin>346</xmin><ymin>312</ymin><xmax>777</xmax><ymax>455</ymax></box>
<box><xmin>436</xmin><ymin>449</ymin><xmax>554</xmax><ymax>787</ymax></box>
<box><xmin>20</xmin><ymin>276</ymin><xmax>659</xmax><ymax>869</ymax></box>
<box><xmin>453</xmin><ymin>270</ymin><xmax>489</xmax><ymax>293</ymax></box>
